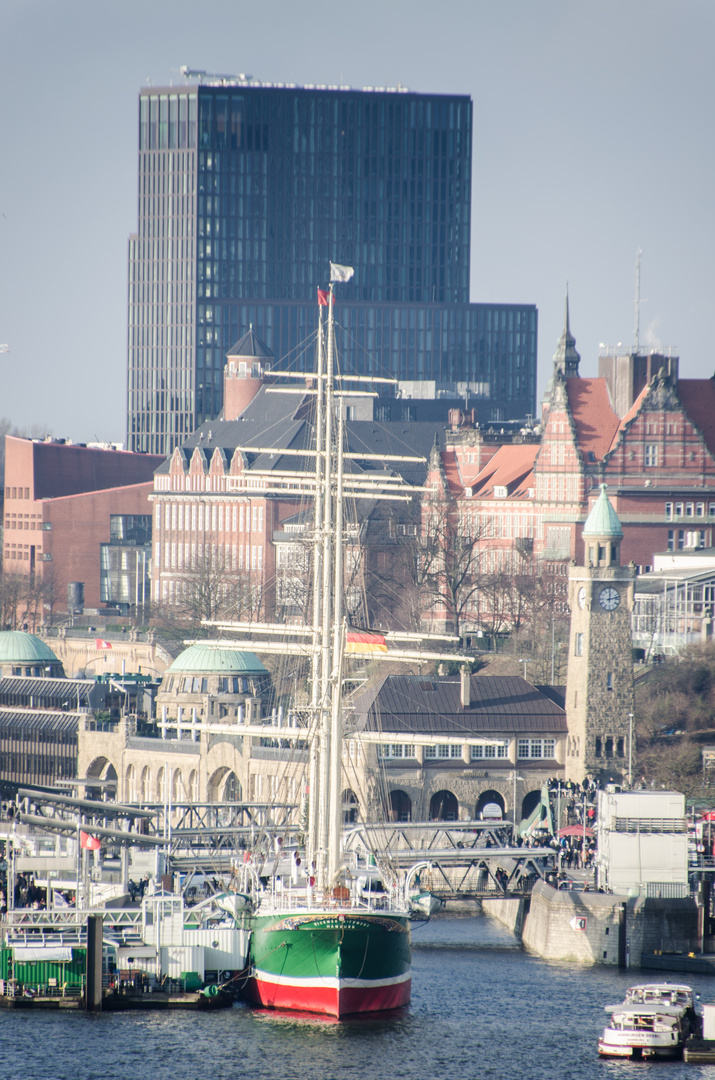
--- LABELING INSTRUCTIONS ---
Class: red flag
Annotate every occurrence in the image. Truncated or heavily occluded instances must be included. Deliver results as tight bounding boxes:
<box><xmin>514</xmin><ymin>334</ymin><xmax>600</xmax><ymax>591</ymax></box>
<box><xmin>317</xmin><ymin>289</ymin><xmax>330</xmax><ymax>307</ymax></box>
<box><xmin>95</xmin><ymin>638</ymin><xmax>112</xmax><ymax>649</ymax></box>
<box><xmin>80</xmin><ymin>831</ymin><xmax>101</xmax><ymax>851</ymax></box>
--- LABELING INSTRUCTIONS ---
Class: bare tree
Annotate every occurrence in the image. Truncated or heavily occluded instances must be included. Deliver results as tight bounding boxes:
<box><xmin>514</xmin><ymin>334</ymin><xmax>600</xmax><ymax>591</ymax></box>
<box><xmin>153</xmin><ymin>551</ymin><xmax>265</xmax><ymax>637</ymax></box>
<box><xmin>409</xmin><ymin>492</ymin><xmax>489</xmax><ymax>639</ymax></box>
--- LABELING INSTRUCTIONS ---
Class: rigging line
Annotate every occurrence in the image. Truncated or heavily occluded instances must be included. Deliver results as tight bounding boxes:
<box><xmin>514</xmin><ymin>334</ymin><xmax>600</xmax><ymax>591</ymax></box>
<box><xmin>330</xmin><ymin>315</ymin><xmax>397</xmax><ymax>383</ymax></box>
<box><xmin>265</xmin><ymin>326</ymin><xmax>321</xmax><ymax>373</ymax></box>
<box><xmin>341</xmin><ymin>928</ymin><xmax>371</xmax><ymax>985</ymax></box>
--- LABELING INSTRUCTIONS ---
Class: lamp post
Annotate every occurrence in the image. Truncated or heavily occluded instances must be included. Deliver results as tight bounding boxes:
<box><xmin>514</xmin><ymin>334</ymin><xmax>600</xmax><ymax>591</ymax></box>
<box><xmin>519</xmin><ymin>658</ymin><xmax>532</xmax><ymax>682</ymax></box>
<box><xmin>512</xmin><ymin>770</ymin><xmax>525</xmax><ymax>836</ymax></box>
<box><xmin>627</xmin><ymin>712</ymin><xmax>634</xmax><ymax>789</ymax></box>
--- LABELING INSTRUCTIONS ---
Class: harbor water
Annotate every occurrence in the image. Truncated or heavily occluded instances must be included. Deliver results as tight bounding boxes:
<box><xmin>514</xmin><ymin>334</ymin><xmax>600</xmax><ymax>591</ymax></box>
<box><xmin>3</xmin><ymin>912</ymin><xmax>715</xmax><ymax>1080</ymax></box>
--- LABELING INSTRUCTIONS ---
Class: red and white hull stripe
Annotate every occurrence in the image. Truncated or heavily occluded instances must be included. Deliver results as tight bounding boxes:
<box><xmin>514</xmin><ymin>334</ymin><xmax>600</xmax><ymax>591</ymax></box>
<box><xmin>246</xmin><ymin>969</ymin><xmax>411</xmax><ymax>1017</ymax></box>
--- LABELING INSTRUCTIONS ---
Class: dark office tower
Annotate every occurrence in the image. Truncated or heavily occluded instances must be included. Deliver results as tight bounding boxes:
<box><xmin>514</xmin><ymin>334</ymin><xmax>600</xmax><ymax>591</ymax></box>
<box><xmin>127</xmin><ymin>77</ymin><xmax>537</xmax><ymax>454</ymax></box>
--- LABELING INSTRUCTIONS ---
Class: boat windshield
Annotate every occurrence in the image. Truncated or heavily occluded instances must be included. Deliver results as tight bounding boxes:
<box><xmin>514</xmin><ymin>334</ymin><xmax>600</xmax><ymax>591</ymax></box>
<box><xmin>611</xmin><ymin>1012</ymin><xmax>680</xmax><ymax>1033</ymax></box>
<box><xmin>626</xmin><ymin>986</ymin><xmax>693</xmax><ymax>1008</ymax></box>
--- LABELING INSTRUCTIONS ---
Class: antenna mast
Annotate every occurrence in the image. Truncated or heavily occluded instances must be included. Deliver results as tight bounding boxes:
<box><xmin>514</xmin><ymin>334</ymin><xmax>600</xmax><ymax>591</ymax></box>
<box><xmin>634</xmin><ymin>248</ymin><xmax>642</xmax><ymax>353</ymax></box>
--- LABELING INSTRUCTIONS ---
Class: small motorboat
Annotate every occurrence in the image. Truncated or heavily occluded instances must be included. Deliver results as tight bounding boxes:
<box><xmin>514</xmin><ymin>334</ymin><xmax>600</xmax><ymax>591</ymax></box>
<box><xmin>598</xmin><ymin>1004</ymin><xmax>687</xmax><ymax>1059</ymax></box>
<box><xmin>599</xmin><ymin>982</ymin><xmax>701</xmax><ymax>1059</ymax></box>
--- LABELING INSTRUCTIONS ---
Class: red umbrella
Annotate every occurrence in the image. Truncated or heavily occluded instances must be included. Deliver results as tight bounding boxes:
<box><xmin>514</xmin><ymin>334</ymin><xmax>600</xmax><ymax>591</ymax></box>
<box><xmin>558</xmin><ymin>825</ymin><xmax>595</xmax><ymax>838</ymax></box>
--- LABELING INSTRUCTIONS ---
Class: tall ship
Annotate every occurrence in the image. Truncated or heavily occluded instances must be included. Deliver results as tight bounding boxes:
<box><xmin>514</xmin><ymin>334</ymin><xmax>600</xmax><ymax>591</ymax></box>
<box><xmin>198</xmin><ymin>266</ymin><xmax>469</xmax><ymax>1017</ymax></box>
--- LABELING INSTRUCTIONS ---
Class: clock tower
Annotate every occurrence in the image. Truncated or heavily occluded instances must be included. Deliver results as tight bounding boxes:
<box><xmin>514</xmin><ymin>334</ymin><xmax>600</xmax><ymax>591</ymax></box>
<box><xmin>565</xmin><ymin>484</ymin><xmax>636</xmax><ymax>784</ymax></box>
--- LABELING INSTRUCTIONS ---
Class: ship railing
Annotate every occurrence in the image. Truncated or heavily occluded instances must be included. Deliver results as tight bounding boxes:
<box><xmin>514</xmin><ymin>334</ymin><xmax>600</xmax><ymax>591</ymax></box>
<box><xmin>261</xmin><ymin>878</ymin><xmax>403</xmax><ymax>912</ymax></box>
<box><xmin>0</xmin><ymin>976</ymin><xmax>85</xmax><ymax>998</ymax></box>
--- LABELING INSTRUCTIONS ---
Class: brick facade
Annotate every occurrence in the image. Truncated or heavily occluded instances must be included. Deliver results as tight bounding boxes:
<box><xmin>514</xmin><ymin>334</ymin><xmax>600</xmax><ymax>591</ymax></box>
<box><xmin>3</xmin><ymin>436</ymin><xmax>163</xmax><ymax>612</ymax></box>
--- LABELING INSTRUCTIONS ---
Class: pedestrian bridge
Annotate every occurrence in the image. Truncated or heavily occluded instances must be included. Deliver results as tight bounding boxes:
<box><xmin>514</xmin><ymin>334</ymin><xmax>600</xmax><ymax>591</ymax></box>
<box><xmin>344</xmin><ymin>822</ymin><xmax>556</xmax><ymax>901</ymax></box>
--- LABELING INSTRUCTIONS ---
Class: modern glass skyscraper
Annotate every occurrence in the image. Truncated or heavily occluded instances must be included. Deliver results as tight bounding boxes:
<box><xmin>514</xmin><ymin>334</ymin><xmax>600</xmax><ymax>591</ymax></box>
<box><xmin>127</xmin><ymin>78</ymin><xmax>536</xmax><ymax>454</ymax></box>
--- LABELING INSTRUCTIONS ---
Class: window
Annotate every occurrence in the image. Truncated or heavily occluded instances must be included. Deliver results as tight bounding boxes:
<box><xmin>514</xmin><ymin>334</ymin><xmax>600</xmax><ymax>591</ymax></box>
<box><xmin>606</xmin><ymin>672</ymin><xmax>613</xmax><ymax>691</ymax></box>
<box><xmin>438</xmin><ymin>744</ymin><xmax>450</xmax><ymax>758</ymax></box>
<box><xmin>595</xmin><ymin>737</ymin><xmax>602</xmax><ymax>758</ymax></box>
<box><xmin>471</xmin><ymin>742</ymin><xmax>508</xmax><ymax>759</ymax></box>
<box><xmin>605</xmin><ymin>736</ymin><xmax>614</xmax><ymax>758</ymax></box>
<box><xmin>473</xmin><ymin>743</ymin><xmax>507</xmax><ymax>760</ymax></box>
<box><xmin>424</xmin><ymin>745</ymin><xmax>437</xmax><ymax>759</ymax></box>
<box><xmin>676</xmin><ymin>503</ymin><xmax>684</xmax><ymax>517</ymax></box>
<box><xmin>665</xmin><ymin>502</ymin><xmax>673</xmax><ymax>520</ymax></box>
<box><xmin>377</xmin><ymin>743</ymin><xmax>416</xmax><ymax>760</ymax></box>
<box><xmin>645</xmin><ymin>444</ymin><xmax>658</xmax><ymax>467</ymax></box>
<box><xmin>518</xmin><ymin>738</ymin><xmax>555</xmax><ymax>759</ymax></box>
<box><xmin>686</xmin><ymin>503</ymin><xmax>694</xmax><ymax>518</ymax></box>
<box><xmin>450</xmin><ymin>744</ymin><xmax>462</xmax><ymax>758</ymax></box>
<box><xmin>575</xmin><ymin>633</ymin><xmax>583</xmax><ymax>656</ymax></box>
<box><xmin>697</xmin><ymin>503</ymin><xmax>705</xmax><ymax>518</ymax></box>
<box><xmin>616</xmin><ymin>737</ymin><xmax>625</xmax><ymax>757</ymax></box>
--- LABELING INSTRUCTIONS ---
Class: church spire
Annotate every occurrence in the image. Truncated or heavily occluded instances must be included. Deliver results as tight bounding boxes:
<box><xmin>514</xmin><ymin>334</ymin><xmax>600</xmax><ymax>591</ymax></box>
<box><xmin>541</xmin><ymin>286</ymin><xmax>581</xmax><ymax>419</ymax></box>
<box><xmin>552</xmin><ymin>284</ymin><xmax>580</xmax><ymax>378</ymax></box>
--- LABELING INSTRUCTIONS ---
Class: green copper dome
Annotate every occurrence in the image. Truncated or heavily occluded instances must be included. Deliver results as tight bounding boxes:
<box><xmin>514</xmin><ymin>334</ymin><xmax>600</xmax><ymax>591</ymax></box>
<box><xmin>0</xmin><ymin>631</ymin><xmax>60</xmax><ymax>664</ymax></box>
<box><xmin>582</xmin><ymin>483</ymin><xmax>623</xmax><ymax>539</ymax></box>
<box><xmin>167</xmin><ymin>643</ymin><xmax>269</xmax><ymax>675</ymax></box>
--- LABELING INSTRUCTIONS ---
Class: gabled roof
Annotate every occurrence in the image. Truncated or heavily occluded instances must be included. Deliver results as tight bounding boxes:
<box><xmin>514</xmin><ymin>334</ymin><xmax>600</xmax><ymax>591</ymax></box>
<box><xmin>676</xmin><ymin>379</ymin><xmax>715</xmax><ymax>459</ymax></box>
<box><xmin>610</xmin><ymin>384</ymin><xmax>649</xmax><ymax>450</ymax></box>
<box><xmin>465</xmin><ymin>443</ymin><xmax>538</xmax><ymax>499</ymax></box>
<box><xmin>566</xmin><ymin>378</ymin><xmax>620</xmax><ymax>462</ymax></box>
<box><xmin>346</xmin><ymin>422</ymin><xmax>447</xmax><ymax>487</ymax></box>
<box><xmin>156</xmin><ymin>396</ymin><xmax>446</xmax><ymax>489</ymax></box>
<box><xmin>350</xmin><ymin>674</ymin><xmax>567</xmax><ymax>736</ymax></box>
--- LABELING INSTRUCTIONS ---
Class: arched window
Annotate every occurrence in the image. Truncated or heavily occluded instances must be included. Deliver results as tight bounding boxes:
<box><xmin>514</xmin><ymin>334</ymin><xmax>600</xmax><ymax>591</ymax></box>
<box><xmin>140</xmin><ymin>766</ymin><xmax>150</xmax><ymax>802</ymax></box>
<box><xmin>125</xmin><ymin>764</ymin><xmax>136</xmax><ymax>802</ymax></box>
<box><xmin>520</xmin><ymin>789</ymin><xmax>542</xmax><ymax>822</ymax></box>
<box><xmin>156</xmin><ymin>766</ymin><xmax>166</xmax><ymax>802</ymax></box>
<box><xmin>389</xmin><ymin>789</ymin><xmax>412</xmax><ymax>823</ymax></box>
<box><xmin>429</xmin><ymin>790</ymin><xmax>458</xmax><ymax>822</ymax></box>
<box><xmin>342</xmin><ymin>789</ymin><xmax>359</xmax><ymax>825</ymax></box>
<box><xmin>475</xmin><ymin>790</ymin><xmax>505</xmax><ymax>820</ymax></box>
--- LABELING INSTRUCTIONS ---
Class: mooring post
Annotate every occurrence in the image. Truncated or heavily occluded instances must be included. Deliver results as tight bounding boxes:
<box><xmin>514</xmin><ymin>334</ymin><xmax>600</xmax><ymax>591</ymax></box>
<box><xmin>85</xmin><ymin>914</ymin><xmax>104</xmax><ymax>1011</ymax></box>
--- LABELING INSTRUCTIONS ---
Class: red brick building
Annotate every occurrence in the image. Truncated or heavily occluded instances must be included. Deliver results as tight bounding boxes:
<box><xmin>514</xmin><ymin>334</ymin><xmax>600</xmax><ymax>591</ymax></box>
<box><xmin>3</xmin><ymin>437</ymin><xmax>163</xmax><ymax>611</ymax></box>
<box><xmin>421</xmin><ymin>303</ymin><xmax>715</xmax><ymax>634</ymax></box>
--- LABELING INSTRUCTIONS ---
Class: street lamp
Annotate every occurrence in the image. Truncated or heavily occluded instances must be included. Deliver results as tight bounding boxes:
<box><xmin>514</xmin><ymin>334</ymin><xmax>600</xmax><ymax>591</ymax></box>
<box><xmin>628</xmin><ymin>712</ymin><xmax>634</xmax><ymax>789</ymax></box>
<box><xmin>512</xmin><ymin>770</ymin><xmax>526</xmax><ymax>835</ymax></box>
<box><xmin>519</xmin><ymin>658</ymin><xmax>532</xmax><ymax>682</ymax></box>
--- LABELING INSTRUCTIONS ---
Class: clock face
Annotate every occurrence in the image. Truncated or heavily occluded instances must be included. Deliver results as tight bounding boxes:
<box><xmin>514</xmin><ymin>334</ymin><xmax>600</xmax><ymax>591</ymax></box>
<box><xmin>577</xmin><ymin>587</ymin><xmax>586</xmax><ymax>609</ymax></box>
<box><xmin>599</xmin><ymin>586</ymin><xmax>620</xmax><ymax>611</ymax></box>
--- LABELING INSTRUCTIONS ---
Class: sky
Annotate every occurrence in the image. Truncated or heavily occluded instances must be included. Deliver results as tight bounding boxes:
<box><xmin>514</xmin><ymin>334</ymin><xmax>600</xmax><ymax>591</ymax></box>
<box><xmin>1</xmin><ymin>0</ymin><xmax>713</xmax><ymax>444</ymax></box>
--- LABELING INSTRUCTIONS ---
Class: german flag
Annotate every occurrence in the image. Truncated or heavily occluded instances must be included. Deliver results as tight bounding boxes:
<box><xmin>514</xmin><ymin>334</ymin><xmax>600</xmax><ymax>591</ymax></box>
<box><xmin>346</xmin><ymin>627</ymin><xmax>388</xmax><ymax>654</ymax></box>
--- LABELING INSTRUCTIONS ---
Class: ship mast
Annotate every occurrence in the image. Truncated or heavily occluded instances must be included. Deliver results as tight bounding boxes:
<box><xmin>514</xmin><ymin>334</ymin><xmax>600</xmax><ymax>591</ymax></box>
<box><xmin>307</xmin><ymin>301</ymin><xmax>325</xmax><ymax>871</ymax></box>
<box><xmin>317</xmin><ymin>285</ymin><xmax>336</xmax><ymax>888</ymax></box>
<box><xmin>190</xmin><ymin>264</ymin><xmax>476</xmax><ymax>891</ymax></box>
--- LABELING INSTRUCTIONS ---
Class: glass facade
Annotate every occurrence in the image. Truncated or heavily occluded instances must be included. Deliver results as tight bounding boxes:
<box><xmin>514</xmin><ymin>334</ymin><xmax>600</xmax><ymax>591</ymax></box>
<box><xmin>127</xmin><ymin>83</ymin><xmax>536</xmax><ymax>454</ymax></box>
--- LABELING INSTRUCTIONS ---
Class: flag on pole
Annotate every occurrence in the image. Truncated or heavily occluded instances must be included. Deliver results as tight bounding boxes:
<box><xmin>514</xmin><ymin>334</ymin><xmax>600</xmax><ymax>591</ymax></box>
<box><xmin>317</xmin><ymin>288</ymin><xmax>330</xmax><ymax>306</ymax></box>
<box><xmin>329</xmin><ymin>262</ymin><xmax>354</xmax><ymax>283</ymax></box>
<box><xmin>80</xmin><ymin>831</ymin><xmax>101</xmax><ymax>851</ymax></box>
<box><xmin>346</xmin><ymin>627</ymin><xmax>388</xmax><ymax>654</ymax></box>
<box><xmin>95</xmin><ymin>638</ymin><xmax>112</xmax><ymax>649</ymax></box>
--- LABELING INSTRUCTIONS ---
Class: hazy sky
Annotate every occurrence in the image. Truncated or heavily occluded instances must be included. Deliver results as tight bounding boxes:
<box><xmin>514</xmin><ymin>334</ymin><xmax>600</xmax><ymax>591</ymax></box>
<box><xmin>1</xmin><ymin>1</ymin><xmax>713</xmax><ymax>443</ymax></box>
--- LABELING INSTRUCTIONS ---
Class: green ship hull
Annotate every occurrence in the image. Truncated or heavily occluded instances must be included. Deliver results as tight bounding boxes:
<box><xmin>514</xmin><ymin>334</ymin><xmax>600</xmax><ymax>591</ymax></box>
<box><xmin>245</xmin><ymin>908</ymin><xmax>412</xmax><ymax>1017</ymax></box>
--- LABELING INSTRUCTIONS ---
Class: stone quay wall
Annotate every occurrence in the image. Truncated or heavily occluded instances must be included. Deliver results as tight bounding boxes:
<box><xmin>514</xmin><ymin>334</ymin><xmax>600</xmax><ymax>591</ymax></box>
<box><xmin>517</xmin><ymin>881</ymin><xmax>697</xmax><ymax>967</ymax></box>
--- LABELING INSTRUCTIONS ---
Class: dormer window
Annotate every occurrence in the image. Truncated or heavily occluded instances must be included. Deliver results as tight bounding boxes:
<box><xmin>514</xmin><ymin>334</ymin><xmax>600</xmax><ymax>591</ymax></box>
<box><xmin>494</xmin><ymin>485</ymin><xmax>507</xmax><ymax>499</ymax></box>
